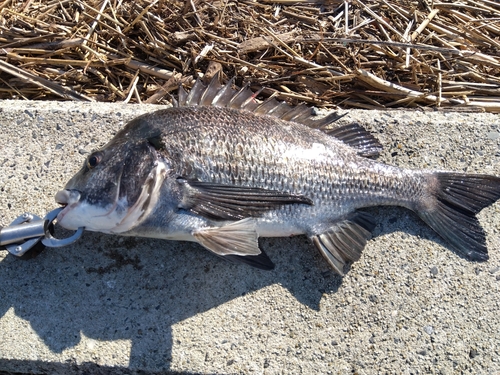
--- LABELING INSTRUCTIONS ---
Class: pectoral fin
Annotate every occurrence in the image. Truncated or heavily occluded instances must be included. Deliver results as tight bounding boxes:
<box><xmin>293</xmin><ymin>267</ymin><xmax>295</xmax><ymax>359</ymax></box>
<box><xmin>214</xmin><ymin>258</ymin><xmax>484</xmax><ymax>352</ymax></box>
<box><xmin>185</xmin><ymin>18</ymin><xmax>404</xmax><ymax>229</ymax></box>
<box><xmin>193</xmin><ymin>218</ymin><xmax>275</xmax><ymax>270</ymax></box>
<box><xmin>178</xmin><ymin>178</ymin><xmax>313</xmax><ymax>220</ymax></box>
<box><xmin>311</xmin><ymin>211</ymin><xmax>376</xmax><ymax>275</ymax></box>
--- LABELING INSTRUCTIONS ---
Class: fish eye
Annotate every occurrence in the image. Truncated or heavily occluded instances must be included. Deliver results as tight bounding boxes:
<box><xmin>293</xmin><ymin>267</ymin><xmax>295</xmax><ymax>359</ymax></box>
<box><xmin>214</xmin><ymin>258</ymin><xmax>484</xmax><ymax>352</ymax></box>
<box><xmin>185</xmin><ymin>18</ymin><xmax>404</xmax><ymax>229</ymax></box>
<box><xmin>87</xmin><ymin>152</ymin><xmax>103</xmax><ymax>169</ymax></box>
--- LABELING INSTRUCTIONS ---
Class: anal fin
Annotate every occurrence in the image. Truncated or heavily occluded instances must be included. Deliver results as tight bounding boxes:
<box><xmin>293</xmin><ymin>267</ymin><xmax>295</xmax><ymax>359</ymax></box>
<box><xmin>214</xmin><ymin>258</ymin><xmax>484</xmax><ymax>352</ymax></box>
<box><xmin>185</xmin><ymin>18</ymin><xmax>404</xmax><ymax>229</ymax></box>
<box><xmin>224</xmin><ymin>252</ymin><xmax>275</xmax><ymax>270</ymax></box>
<box><xmin>193</xmin><ymin>218</ymin><xmax>275</xmax><ymax>270</ymax></box>
<box><xmin>311</xmin><ymin>211</ymin><xmax>376</xmax><ymax>275</ymax></box>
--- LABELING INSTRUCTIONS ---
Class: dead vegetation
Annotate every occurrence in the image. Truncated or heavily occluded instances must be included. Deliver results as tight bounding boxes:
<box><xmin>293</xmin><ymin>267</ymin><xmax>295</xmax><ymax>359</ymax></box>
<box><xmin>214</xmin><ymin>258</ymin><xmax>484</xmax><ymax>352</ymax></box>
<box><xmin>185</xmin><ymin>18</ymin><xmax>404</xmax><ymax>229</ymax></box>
<box><xmin>0</xmin><ymin>0</ymin><xmax>499</xmax><ymax>111</ymax></box>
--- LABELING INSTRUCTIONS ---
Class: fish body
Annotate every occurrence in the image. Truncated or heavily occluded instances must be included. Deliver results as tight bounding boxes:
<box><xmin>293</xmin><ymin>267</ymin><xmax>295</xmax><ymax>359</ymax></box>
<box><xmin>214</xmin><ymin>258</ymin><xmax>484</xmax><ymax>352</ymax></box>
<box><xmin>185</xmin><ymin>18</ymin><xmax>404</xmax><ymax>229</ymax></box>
<box><xmin>55</xmin><ymin>77</ymin><xmax>500</xmax><ymax>274</ymax></box>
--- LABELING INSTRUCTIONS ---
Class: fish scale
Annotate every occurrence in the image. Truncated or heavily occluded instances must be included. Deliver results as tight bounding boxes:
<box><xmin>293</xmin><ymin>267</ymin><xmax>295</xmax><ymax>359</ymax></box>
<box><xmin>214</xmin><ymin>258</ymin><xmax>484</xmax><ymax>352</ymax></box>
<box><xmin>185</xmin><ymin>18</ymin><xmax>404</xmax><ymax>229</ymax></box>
<box><xmin>130</xmin><ymin>107</ymin><xmax>443</xmax><ymax>232</ymax></box>
<box><xmin>184</xmin><ymin>119</ymin><xmax>414</xmax><ymax>220</ymax></box>
<box><xmin>54</xmin><ymin>76</ymin><xmax>500</xmax><ymax>275</ymax></box>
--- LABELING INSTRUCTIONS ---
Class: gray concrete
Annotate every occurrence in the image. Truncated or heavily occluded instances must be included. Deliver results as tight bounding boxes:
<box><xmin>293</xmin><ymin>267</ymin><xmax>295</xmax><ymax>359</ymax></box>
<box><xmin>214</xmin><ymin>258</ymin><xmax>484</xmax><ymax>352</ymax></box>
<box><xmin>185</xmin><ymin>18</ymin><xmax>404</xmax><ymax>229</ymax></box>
<box><xmin>0</xmin><ymin>100</ymin><xmax>499</xmax><ymax>374</ymax></box>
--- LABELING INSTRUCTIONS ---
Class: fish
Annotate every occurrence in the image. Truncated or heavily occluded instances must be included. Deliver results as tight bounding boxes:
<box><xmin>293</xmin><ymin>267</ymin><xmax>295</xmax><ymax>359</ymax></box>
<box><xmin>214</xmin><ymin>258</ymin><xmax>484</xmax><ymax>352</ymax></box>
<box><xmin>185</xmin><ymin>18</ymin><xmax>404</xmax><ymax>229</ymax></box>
<box><xmin>54</xmin><ymin>75</ymin><xmax>500</xmax><ymax>275</ymax></box>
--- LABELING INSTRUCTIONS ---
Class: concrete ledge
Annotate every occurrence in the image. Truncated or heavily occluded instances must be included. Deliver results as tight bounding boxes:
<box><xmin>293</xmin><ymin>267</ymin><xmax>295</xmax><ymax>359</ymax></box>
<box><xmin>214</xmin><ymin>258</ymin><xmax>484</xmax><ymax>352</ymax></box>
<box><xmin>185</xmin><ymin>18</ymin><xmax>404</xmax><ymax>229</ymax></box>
<box><xmin>0</xmin><ymin>101</ymin><xmax>499</xmax><ymax>374</ymax></box>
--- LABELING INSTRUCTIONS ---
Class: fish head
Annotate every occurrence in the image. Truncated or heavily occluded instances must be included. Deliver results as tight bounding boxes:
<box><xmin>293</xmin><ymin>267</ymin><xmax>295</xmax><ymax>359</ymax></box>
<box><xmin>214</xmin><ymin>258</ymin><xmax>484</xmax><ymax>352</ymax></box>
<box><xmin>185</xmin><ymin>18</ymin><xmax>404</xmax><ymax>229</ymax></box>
<box><xmin>55</xmin><ymin>135</ymin><xmax>168</xmax><ymax>233</ymax></box>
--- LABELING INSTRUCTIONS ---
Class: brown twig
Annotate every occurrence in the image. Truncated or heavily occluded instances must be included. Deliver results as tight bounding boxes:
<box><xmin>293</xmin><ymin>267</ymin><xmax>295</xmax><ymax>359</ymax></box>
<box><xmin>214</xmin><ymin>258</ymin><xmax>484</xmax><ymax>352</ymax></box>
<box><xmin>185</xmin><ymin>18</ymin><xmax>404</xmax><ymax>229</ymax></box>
<box><xmin>0</xmin><ymin>0</ymin><xmax>498</xmax><ymax>111</ymax></box>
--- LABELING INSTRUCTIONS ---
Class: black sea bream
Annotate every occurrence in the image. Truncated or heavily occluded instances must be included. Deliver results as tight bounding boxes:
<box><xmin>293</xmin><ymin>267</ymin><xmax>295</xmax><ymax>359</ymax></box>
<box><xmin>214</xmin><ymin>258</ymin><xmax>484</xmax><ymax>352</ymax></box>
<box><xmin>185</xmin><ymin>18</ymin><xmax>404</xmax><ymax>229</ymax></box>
<box><xmin>55</xmin><ymin>77</ymin><xmax>500</xmax><ymax>275</ymax></box>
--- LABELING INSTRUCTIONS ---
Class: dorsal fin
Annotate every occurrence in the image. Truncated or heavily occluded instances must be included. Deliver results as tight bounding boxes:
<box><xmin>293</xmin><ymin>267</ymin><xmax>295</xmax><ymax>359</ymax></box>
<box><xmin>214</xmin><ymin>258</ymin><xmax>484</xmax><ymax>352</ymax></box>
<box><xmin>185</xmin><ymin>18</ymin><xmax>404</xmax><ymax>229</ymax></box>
<box><xmin>175</xmin><ymin>73</ymin><xmax>383</xmax><ymax>158</ymax></box>
<box><xmin>325</xmin><ymin>122</ymin><xmax>383</xmax><ymax>158</ymax></box>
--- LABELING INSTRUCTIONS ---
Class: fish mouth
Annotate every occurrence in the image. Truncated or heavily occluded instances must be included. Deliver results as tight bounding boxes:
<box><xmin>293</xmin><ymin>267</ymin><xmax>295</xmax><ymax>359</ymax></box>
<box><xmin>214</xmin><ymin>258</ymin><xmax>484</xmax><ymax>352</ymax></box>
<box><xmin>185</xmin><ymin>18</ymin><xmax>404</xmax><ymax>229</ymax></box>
<box><xmin>54</xmin><ymin>183</ymin><xmax>124</xmax><ymax>232</ymax></box>
<box><xmin>54</xmin><ymin>186</ymin><xmax>124</xmax><ymax>232</ymax></box>
<box><xmin>55</xmin><ymin>164</ymin><xmax>125</xmax><ymax>231</ymax></box>
<box><xmin>55</xmin><ymin>189</ymin><xmax>82</xmax><ymax>225</ymax></box>
<box><xmin>54</xmin><ymin>161</ymin><xmax>167</xmax><ymax>233</ymax></box>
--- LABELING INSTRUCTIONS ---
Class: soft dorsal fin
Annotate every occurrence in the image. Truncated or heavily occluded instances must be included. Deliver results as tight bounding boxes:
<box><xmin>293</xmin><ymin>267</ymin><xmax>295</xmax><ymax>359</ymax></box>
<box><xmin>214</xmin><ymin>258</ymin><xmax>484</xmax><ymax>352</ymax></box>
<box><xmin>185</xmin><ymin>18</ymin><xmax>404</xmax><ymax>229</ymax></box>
<box><xmin>175</xmin><ymin>73</ymin><xmax>382</xmax><ymax>158</ymax></box>
<box><xmin>324</xmin><ymin>122</ymin><xmax>383</xmax><ymax>158</ymax></box>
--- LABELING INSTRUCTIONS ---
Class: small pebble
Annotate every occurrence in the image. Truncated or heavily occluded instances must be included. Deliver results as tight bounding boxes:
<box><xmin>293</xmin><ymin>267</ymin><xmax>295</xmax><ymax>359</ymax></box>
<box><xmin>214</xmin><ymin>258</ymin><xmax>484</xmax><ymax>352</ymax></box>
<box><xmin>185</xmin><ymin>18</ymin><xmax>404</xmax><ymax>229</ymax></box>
<box><xmin>430</xmin><ymin>266</ymin><xmax>438</xmax><ymax>276</ymax></box>
<box><xmin>489</xmin><ymin>266</ymin><xmax>500</xmax><ymax>274</ymax></box>
<box><xmin>469</xmin><ymin>348</ymin><xmax>479</xmax><ymax>359</ymax></box>
<box><xmin>424</xmin><ymin>326</ymin><xmax>433</xmax><ymax>335</ymax></box>
<box><xmin>487</xmin><ymin>131</ymin><xmax>500</xmax><ymax>140</ymax></box>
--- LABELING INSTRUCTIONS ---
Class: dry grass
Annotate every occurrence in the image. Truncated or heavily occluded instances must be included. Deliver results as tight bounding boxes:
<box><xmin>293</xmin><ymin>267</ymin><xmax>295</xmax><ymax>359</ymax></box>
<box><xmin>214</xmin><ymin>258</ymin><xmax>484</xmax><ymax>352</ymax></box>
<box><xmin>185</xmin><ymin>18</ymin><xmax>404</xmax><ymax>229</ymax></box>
<box><xmin>0</xmin><ymin>0</ymin><xmax>499</xmax><ymax>111</ymax></box>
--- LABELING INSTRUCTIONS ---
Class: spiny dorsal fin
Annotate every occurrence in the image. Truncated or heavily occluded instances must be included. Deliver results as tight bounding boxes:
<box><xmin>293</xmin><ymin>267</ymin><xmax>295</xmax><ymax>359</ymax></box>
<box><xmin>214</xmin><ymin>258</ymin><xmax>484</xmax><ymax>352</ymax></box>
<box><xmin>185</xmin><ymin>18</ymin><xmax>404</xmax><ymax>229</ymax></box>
<box><xmin>175</xmin><ymin>73</ymin><xmax>382</xmax><ymax>158</ymax></box>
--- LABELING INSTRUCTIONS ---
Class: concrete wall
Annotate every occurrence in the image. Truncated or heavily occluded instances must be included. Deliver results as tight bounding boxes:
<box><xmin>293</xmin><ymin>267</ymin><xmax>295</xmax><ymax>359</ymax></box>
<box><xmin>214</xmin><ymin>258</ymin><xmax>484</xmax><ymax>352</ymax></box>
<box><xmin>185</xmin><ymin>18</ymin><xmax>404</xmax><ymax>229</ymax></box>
<box><xmin>0</xmin><ymin>101</ymin><xmax>499</xmax><ymax>374</ymax></box>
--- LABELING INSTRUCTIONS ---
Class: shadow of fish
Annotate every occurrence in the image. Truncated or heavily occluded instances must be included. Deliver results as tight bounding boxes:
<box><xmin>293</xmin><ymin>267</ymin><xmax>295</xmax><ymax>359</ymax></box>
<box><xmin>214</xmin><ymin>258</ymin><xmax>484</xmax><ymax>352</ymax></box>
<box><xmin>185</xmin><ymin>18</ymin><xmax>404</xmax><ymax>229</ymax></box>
<box><xmin>55</xmin><ymin>75</ymin><xmax>500</xmax><ymax>275</ymax></box>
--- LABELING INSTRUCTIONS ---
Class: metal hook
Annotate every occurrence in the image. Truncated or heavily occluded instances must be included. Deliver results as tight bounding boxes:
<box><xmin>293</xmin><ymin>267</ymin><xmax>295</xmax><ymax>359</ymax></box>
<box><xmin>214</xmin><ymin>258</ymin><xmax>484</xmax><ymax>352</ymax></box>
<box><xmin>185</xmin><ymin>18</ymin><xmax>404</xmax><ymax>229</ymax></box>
<box><xmin>1</xmin><ymin>208</ymin><xmax>84</xmax><ymax>256</ymax></box>
<box><xmin>41</xmin><ymin>208</ymin><xmax>84</xmax><ymax>248</ymax></box>
<box><xmin>1</xmin><ymin>213</ymin><xmax>45</xmax><ymax>256</ymax></box>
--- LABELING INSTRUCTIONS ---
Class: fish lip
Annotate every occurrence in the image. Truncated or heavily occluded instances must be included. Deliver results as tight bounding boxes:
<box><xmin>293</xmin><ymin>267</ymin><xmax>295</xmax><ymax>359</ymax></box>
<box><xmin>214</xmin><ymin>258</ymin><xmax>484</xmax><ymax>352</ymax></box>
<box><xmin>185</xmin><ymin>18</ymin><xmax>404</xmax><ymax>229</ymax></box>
<box><xmin>55</xmin><ymin>189</ymin><xmax>81</xmax><ymax>205</ymax></box>
<box><xmin>55</xmin><ymin>189</ymin><xmax>82</xmax><ymax>223</ymax></box>
<box><xmin>54</xmin><ymin>170</ymin><xmax>124</xmax><ymax>230</ymax></box>
<box><xmin>56</xmin><ymin>201</ymin><xmax>80</xmax><ymax>224</ymax></box>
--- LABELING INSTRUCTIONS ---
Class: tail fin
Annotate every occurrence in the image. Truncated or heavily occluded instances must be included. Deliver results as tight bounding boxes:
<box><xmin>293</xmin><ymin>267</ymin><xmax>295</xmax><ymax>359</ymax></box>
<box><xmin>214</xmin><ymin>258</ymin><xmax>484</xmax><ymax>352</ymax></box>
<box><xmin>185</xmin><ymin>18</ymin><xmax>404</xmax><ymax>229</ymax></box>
<box><xmin>417</xmin><ymin>173</ymin><xmax>500</xmax><ymax>261</ymax></box>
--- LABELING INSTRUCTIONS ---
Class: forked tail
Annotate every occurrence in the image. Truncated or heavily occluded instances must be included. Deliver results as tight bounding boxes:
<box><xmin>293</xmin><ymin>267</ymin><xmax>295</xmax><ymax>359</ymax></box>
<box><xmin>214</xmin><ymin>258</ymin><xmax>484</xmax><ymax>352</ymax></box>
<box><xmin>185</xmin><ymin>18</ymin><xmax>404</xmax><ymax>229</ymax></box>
<box><xmin>417</xmin><ymin>172</ymin><xmax>500</xmax><ymax>261</ymax></box>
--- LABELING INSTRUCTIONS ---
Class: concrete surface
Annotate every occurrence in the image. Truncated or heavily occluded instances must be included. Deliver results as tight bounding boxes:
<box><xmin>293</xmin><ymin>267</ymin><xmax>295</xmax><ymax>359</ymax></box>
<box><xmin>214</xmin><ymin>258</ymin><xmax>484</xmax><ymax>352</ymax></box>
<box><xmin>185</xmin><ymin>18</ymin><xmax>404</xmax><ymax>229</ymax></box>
<box><xmin>0</xmin><ymin>100</ymin><xmax>499</xmax><ymax>375</ymax></box>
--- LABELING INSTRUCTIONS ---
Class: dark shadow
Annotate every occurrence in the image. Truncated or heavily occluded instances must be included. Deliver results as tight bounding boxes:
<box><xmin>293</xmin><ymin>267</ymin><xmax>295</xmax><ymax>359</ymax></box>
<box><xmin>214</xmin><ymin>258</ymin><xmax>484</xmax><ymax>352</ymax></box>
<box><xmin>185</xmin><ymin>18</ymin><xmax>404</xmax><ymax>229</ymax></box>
<box><xmin>363</xmin><ymin>205</ymin><xmax>482</xmax><ymax>263</ymax></box>
<box><xmin>0</xmin><ymin>359</ymin><xmax>205</xmax><ymax>375</ymax></box>
<box><xmin>0</xmin><ymin>224</ymin><xmax>342</xmax><ymax>373</ymax></box>
<box><xmin>0</xmin><ymin>205</ymin><xmax>468</xmax><ymax>373</ymax></box>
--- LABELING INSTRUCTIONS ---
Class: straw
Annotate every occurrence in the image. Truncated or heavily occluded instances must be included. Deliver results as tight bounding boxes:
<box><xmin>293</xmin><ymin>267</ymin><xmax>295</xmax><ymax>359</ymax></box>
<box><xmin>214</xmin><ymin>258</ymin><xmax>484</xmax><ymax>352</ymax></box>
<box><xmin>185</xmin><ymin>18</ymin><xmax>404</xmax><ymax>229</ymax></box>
<box><xmin>0</xmin><ymin>0</ymin><xmax>498</xmax><ymax>112</ymax></box>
